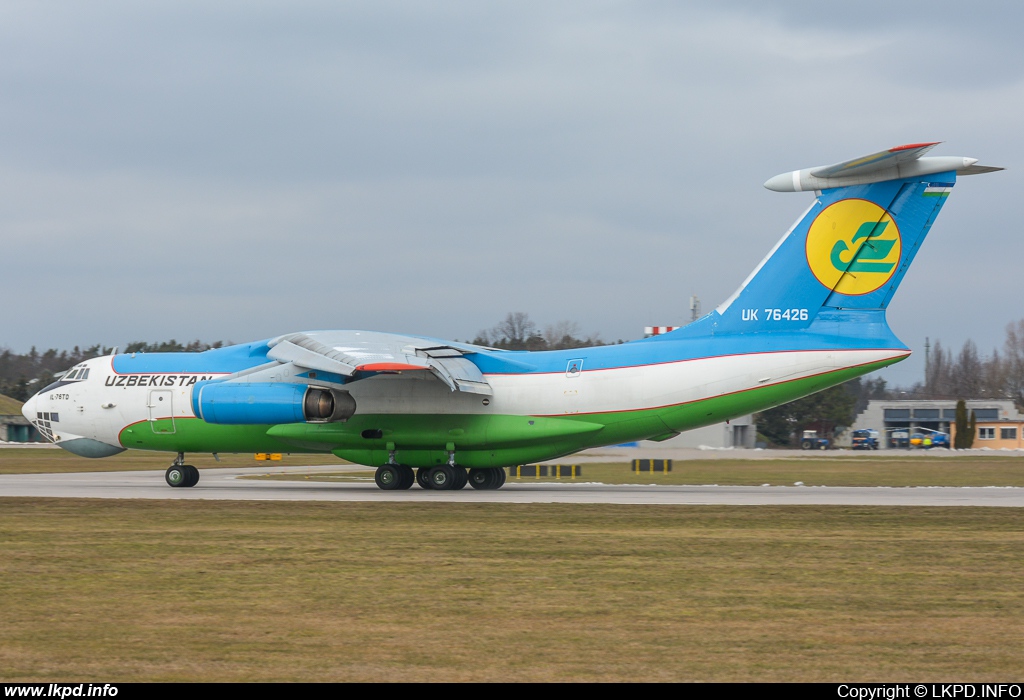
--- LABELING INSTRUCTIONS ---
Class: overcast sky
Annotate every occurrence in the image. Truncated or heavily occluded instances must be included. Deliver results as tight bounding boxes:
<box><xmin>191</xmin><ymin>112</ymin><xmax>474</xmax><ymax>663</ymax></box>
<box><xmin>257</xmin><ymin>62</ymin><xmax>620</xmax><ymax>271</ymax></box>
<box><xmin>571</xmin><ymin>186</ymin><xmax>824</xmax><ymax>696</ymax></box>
<box><xmin>2</xmin><ymin>1</ymin><xmax>1021</xmax><ymax>387</ymax></box>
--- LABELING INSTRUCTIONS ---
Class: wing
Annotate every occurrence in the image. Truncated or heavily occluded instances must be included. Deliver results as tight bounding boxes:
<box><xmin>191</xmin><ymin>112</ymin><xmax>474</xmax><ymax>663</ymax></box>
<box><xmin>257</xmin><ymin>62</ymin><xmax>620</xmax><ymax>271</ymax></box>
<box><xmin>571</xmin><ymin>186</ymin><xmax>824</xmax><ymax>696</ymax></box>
<box><xmin>266</xmin><ymin>331</ymin><xmax>493</xmax><ymax>395</ymax></box>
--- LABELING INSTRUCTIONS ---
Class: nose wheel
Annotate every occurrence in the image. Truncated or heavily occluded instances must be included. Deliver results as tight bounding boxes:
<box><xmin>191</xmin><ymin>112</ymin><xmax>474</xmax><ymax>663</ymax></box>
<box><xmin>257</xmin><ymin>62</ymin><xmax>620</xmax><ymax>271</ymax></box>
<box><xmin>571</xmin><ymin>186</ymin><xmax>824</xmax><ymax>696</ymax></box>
<box><xmin>165</xmin><ymin>464</ymin><xmax>200</xmax><ymax>488</ymax></box>
<box><xmin>166</xmin><ymin>453</ymin><xmax>200</xmax><ymax>488</ymax></box>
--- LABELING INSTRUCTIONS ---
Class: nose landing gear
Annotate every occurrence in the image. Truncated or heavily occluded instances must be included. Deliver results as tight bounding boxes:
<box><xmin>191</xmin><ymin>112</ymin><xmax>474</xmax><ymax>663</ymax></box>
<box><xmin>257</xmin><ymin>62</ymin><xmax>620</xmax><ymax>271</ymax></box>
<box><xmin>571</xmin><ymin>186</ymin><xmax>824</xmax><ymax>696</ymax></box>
<box><xmin>165</xmin><ymin>453</ymin><xmax>200</xmax><ymax>488</ymax></box>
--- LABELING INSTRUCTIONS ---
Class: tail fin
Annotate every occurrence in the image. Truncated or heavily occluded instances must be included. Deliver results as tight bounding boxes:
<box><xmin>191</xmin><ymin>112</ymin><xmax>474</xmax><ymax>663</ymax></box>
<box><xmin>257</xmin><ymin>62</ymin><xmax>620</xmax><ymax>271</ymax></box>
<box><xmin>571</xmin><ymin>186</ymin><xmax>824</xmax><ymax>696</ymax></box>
<box><xmin>707</xmin><ymin>143</ymin><xmax>1001</xmax><ymax>334</ymax></box>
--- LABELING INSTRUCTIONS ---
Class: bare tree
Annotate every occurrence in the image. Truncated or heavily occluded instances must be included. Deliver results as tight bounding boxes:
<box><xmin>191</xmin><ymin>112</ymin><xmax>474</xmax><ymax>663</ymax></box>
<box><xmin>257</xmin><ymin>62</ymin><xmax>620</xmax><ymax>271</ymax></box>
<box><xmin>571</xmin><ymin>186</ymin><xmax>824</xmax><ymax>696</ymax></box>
<box><xmin>1004</xmin><ymin>319</ymin><xmax>1024</xmax><ymax>405</ymax></box>
<box><xmin>949</xmin><ymin>340</ymin><xmax>982</xmax><ymax>399</ymax></box>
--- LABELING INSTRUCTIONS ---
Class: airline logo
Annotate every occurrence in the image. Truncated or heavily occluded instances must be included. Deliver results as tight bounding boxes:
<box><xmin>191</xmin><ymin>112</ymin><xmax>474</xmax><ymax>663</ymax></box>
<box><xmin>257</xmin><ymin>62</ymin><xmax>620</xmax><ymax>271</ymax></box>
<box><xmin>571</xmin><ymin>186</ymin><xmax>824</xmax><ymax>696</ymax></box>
<box><xmin>805</xmin><ymin>199</ymin><xmax>901</xmax><ymax>296</ymax></box>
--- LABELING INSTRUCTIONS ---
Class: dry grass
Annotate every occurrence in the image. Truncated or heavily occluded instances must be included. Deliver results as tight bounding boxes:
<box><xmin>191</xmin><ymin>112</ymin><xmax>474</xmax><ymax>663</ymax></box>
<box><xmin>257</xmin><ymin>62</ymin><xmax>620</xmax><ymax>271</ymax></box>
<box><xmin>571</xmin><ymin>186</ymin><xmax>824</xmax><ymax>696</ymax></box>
<box><xmin>0</xmin><ymin>448</ymin><xmax>334</xmax><ymax>474</ymax></box>
<box><xmin>248</xmin><ymin>456</ymin><xmax>1024</xmax><ymax>488</ymax></box>
<box><xmin>0</xmin><ymin>394</ymin><xmax>23</xmax><ymax>414</ymax></box>
<box><xmin>563</xmin><ymin>457</ymin><xmax>1024</xmax><ymax>487</ymax></box>
<box><xmin>1</xmin><ymin>499</ymin><xmax>1022</xmax><ymax>681</ymax></box>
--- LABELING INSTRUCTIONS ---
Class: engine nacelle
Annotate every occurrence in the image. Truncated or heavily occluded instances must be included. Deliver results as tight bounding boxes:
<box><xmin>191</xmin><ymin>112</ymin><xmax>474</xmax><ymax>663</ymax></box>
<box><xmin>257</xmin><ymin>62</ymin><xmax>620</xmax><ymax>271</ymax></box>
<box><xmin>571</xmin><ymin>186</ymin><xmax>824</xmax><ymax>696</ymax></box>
<box><xmin>192</xmin><ymin>382</ymin><xmax>356</xmax><ymax>425</ymax></box>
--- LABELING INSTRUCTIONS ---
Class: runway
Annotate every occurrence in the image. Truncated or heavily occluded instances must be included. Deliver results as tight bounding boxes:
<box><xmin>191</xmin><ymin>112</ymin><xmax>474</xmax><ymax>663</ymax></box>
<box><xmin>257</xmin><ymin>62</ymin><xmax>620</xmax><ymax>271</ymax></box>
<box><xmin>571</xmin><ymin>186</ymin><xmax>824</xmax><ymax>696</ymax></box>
<box><xmin>2</xmin><ymin>465</ymin><xmax>1023</xmax><ymax>506</ymax></box>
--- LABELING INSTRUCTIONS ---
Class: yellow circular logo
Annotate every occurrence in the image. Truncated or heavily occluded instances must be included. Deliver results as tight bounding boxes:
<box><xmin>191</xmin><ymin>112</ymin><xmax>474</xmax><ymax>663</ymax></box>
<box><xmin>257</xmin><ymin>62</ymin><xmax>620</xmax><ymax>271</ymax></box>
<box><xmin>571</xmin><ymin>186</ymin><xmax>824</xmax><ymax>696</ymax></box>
<box><xmin>805</xmin><ymin>199</ymin><xmax>901</xmax><ymax>296</ymax></box>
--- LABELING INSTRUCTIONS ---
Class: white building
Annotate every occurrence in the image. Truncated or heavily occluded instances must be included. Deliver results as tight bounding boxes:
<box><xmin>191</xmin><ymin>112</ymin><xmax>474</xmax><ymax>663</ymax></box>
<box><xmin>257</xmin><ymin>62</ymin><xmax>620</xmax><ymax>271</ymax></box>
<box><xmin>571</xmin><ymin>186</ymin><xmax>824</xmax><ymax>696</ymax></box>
<box><xmin>848</xmin><ymin>399</ymin><xmax>1021</xmax><ymax>449</ymax></box>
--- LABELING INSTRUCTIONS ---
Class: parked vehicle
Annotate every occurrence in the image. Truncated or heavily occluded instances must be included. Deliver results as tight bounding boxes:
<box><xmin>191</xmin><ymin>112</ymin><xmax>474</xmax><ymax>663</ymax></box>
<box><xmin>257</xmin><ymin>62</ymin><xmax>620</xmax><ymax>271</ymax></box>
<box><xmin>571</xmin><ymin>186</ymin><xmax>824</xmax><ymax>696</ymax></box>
<box><xmin>851</xmin><ymin>429</ymin><xmax>880</xmax><ymax>450</ymax></box>
<box><xmin>912</xmin><ymin>431</ymin><xmax>949</xmax><ymax>449</ymax></box>
<box><xmin>800</xmin><ymin>430</ymin><xmax>830</xmax><ymax>450</ymax></box>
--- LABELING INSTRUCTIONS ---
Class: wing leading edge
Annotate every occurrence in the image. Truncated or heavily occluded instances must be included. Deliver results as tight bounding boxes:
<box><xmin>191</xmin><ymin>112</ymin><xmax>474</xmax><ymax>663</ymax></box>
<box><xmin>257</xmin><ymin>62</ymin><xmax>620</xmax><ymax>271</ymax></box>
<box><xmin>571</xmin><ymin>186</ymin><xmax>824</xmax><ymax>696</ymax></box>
<box><xmin>267</xmin><ymin>331</ymin><xmax>492</xmax><ymax>395</ymax></box>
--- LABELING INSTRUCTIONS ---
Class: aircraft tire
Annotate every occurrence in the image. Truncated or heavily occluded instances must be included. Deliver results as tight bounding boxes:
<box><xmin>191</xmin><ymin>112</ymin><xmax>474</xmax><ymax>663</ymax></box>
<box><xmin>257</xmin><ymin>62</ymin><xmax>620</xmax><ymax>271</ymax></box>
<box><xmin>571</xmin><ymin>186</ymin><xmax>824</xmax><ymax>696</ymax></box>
<box><xmin>165</xmin><ymin>465</ymin><xmax>187</xmax><ymax>488</ymax></box>
<box><xmin>397</xmin><ymin>465</ymin><xmax>415</xmax><ymax>490</ymax></box>
<box><xmin>416</xmin><ymin>467</ymin><xmax>433</xmax><ymax>489</ymax></box>
<box><xmin>184</xmin><ymin>465</ymin><xmax>200</xmax><ymax>487</ymax></box>
<box><xmin>468</xmin><ymin>468</ymin><xmax>492</xmax><ymax>489</ymax></box>
<box><xmin>375</xmin><ymin>464</ymin><xmax>405</xmax><ymax>490</ymax></box>
<box><xmin>428</xmin><ymin>465</ymin><xmax>456</xmax><ymax>490</ymax></box>
<box><xmin>468</xmin><ymin>468</ymin><xmax>502</xmax><ymax>490</ymax></box>
<box><xmin>451</xmin><ymin>466</ymin><xmax>468</xmax><ymax>490</ymax></box>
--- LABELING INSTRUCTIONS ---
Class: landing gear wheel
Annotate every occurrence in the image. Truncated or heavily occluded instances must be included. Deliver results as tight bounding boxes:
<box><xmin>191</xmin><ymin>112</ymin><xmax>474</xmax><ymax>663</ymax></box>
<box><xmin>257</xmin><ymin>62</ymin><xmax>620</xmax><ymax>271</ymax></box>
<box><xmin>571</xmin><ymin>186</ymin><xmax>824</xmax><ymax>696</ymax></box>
<box><xmin>468</xmin><ymin>468</ymin><xmax>489</xmax><ymax>489</ymax></box>
<box><xmin>375</xmin><ymin>464</ymin><xmax>405</xmax><ymax>490</ymax></box>
<box><xmin>451</xmin><ymin>466</ymin><xmax>468</xmax><ymax>490</ymax></box>
<box><xmin>184</xmin><ymin>465</ymin><xmax>200</xmax><ymax>487</ymax></box>
<box><xmin>469</xmin><ymin>468</ymin><xmax>502</xmax><ymax>490</ymax></box>
<box><xmin>166</xmin><ymin>465</ymin><xmax>187</xmax><ymax>487</ymax></box>
<box><xmin>416</xmin><ymin>467</ymin><xmax>434</xmax><ymax>489</ymax></box>
<box><xmin>494</xmin><ymin>467</ymin><xmax>506</xmax><ymax>488</ymax></box>
<box><xmin>428</xmin><ymin>465</ymin><xmax>456</xmax><ymax>490</ymax></box>
<box><xmin>397</xmin><ymin>465</ymin><xmax>415</xmax><ymax>490</ymax></box>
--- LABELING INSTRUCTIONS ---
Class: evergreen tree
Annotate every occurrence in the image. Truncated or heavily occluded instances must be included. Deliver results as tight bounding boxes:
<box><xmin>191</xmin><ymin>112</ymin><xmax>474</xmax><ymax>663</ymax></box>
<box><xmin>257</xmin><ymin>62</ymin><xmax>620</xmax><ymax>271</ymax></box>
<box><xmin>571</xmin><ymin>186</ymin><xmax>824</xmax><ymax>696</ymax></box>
<box><xmin>954</xmin><ymin>400</ymin><xmax>970</xmax><ymax>449</ymax></box>
<box><xmin>755</xmin><ymin>383</ymin><xmax>857</xmax><ymax>447</ymax></box>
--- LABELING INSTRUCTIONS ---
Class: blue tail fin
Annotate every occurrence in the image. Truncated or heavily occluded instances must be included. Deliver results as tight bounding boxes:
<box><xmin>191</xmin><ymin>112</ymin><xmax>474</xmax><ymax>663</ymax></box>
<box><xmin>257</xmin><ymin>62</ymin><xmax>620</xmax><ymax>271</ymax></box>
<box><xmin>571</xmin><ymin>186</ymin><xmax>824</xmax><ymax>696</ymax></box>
<box><xmin>702</xmin><ymin>144</ymin><xmax>999</xmax><ymax>335</ymax></box>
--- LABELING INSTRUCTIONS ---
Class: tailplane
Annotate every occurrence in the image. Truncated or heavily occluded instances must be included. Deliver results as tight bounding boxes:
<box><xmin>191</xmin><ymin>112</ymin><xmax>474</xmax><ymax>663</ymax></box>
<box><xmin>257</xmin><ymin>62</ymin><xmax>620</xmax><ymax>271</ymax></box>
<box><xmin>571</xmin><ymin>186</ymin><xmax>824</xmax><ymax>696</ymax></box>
<box><xmin>701</xmin><ymin>143</ymin><xmax>1001</xmax><ymax>335</ymax></box>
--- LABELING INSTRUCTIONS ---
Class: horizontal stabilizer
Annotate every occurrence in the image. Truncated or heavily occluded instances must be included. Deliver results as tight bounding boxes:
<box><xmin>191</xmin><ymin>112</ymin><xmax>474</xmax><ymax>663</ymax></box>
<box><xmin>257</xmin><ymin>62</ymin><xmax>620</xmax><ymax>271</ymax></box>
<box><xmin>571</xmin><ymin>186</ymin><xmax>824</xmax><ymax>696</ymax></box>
<box><xmin>764</xmin><ymin>142</ymin><xmax>1002</xmax><ymax>192</ymax></box>
<box><xmin>809</xmin><ymin>142</ymin><xmax>939</xmax><ymax>178</ymax></box>
<box><xmin>958</xmin><ymin>164</ymin><xmax>1005</xmax><ymax>176</ymax></box>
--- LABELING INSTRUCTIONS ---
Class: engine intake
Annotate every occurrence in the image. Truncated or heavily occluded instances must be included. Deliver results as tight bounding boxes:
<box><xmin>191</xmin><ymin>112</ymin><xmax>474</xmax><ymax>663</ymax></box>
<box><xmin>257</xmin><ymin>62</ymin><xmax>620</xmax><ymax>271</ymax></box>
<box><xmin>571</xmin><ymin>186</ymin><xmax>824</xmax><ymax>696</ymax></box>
<box><xmin>193</xmin><ymin>383</ymin><xmax>356</xmax><ymax>425</ymax></box>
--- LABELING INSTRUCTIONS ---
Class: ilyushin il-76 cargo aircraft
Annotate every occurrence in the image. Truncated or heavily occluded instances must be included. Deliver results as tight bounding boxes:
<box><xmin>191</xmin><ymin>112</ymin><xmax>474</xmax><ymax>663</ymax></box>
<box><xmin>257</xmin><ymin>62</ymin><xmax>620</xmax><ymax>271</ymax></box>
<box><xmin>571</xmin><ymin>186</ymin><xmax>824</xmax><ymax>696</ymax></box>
<box><xmin>23</xmin><ymin>143</ymin><xmax>1000</xmax><ymax>491</ymax></box>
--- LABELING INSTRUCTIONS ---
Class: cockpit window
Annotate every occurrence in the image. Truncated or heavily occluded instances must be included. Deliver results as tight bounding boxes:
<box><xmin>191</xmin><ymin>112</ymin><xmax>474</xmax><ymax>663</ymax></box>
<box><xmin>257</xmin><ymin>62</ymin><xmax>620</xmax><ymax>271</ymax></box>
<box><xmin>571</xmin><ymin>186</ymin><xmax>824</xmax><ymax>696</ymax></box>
<box><xmin>40</xmin><ymin>365</ymin><xmax>91</xmax><ymax>394</ymax></box>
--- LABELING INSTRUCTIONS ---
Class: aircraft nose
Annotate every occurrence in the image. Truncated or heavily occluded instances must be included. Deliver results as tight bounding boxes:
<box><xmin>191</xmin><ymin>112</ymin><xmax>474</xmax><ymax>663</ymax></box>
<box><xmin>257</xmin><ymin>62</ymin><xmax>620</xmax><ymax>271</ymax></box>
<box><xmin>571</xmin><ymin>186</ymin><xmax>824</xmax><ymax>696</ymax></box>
<box><xmin>22</xmin><ymin>393</ymin><xmax>38</xmax><ymax>423</ymax></box>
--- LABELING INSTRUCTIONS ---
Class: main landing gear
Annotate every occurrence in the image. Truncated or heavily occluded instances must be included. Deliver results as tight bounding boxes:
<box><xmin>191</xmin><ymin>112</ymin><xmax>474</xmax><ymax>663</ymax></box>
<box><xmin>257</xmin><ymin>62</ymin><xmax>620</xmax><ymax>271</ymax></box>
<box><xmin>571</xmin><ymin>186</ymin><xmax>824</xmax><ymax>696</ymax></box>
<box><xmin>165</xmin><ymin>452</ymin><xmax>200</xmax><ymax>488</ymax></box>
<box><xmin>372</xmin><ymin>448</ymin><xmax>506</xmax><ymax>491</ymax></box>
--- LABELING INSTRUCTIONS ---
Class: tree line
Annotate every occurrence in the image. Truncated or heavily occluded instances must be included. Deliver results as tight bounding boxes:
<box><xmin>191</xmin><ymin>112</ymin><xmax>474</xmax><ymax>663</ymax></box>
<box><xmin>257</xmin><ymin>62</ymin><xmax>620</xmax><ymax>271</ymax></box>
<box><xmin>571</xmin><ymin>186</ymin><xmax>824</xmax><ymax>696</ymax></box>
<box><xmin>0</xmin><ymin>340</ymin><xmax>224</xmax><ymax>401</ymax></box>
<box><xmin>5</xmin><ymin>314</ymin><xmax>1023</xmax><ymax>448</ymax></box>
<box><xmin>0</xmin><ymin>310</ymin><xmax>605</xmax><ymax>401</ymax></box>
<box><xmin>757</xmin><ymin>320</ymin><xmax>1024</xmax><ymax>446</ymax></box>
<box><xmin>471</xmin><ymin>312</ymin><xmax>608</xmax><ymax>350</ymax></box>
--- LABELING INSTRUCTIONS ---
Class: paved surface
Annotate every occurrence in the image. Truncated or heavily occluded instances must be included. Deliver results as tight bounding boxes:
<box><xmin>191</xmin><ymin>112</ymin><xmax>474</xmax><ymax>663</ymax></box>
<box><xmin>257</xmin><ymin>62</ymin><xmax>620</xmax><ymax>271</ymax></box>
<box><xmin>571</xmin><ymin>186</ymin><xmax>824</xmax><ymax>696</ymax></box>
<box><xmin>2</xmin><ymin>465</ymin><xmax>1023</xmax><ymax>506</ymax></box>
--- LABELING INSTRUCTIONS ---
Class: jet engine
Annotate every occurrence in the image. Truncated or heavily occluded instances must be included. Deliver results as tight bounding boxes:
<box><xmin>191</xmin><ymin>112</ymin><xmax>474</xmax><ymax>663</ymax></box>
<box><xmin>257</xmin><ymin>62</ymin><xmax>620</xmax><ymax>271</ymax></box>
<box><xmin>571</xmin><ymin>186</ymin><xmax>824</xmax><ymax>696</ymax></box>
<box><xmin>192</xmin><ymin>383</ymin><xmax>356</xmax><ymax>425</ymax></box>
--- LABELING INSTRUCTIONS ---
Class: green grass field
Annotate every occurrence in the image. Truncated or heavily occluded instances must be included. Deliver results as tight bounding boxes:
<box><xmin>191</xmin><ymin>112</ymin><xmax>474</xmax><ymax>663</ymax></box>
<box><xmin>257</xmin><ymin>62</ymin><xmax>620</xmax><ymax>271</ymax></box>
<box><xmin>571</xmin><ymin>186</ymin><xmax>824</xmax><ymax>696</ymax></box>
<box><xmin>1</xmin><ymin>499</ymin><xmax>1021</xmax><ymax>681</ymax></box>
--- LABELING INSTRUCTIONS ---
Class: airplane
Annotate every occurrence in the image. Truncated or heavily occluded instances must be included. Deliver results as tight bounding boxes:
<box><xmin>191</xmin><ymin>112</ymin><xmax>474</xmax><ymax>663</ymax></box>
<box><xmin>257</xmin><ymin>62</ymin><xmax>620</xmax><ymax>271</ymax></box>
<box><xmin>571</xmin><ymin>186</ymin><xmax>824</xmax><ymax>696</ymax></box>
<box><xmin>21</xmin><ymin>143</ymin><xmax>1001</xmax><ymax>491</ymax></box>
